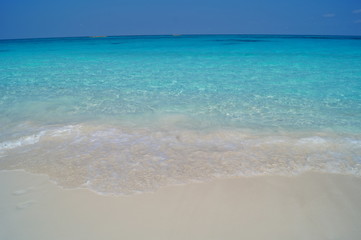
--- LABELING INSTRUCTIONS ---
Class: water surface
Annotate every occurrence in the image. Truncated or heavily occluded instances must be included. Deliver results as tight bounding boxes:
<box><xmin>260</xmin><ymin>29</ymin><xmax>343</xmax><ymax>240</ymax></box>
<box><xmin>1</xmin><ymin>35</ymin><xmax>361</xmax><ymax>194</ymax></box>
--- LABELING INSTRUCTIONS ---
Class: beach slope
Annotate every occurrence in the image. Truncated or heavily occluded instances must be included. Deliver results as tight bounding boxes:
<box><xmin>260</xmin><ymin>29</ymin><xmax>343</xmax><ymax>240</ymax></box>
<box><xmin>1</xmin><ymin>171</ymin><xmax>361</xmax><ymax>240</ymax></box>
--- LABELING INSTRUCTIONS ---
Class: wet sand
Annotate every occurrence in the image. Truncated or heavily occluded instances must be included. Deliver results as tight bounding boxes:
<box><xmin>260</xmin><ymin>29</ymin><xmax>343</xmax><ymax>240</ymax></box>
<box><xmin>1</xmin><ymin>170</ymin><xmax>361</xmax><ymax>240</ymax></box>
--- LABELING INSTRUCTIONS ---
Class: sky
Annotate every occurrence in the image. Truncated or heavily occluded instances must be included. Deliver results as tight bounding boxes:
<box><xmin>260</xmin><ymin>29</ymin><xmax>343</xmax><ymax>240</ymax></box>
<box><xmin>0</xmin><ymin>0</ymin><xmax>361</xmax><ymax>39</ymax></box>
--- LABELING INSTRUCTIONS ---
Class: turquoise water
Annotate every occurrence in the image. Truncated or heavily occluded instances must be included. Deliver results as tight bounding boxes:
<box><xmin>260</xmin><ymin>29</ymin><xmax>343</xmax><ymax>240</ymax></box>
<box><xmin>1</xmin><ymin>35</ymin><xmax>361</xmax><ymax>194</ymax></box>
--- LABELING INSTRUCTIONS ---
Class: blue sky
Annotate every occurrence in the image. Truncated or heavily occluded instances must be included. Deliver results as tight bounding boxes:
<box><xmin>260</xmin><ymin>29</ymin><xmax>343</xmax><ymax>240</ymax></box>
<box><xmin>0</xmin><ymin>0</ymin><xmax>360</xmax><ymax>39</ymax></box>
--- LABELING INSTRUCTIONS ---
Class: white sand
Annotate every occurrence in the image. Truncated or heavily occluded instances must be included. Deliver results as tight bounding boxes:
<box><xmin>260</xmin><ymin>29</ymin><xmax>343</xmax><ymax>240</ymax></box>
<box><xmin>1</xmin><ymin>170</ymin><xmax>361</xmax><ymax>240</ymax></box>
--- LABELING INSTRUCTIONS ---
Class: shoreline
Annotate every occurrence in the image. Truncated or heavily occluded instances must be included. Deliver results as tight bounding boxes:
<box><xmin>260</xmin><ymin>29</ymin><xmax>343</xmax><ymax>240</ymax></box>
<box><xmin>1</xmin><ymin>170</ymin><xmax>361</xmax><ymax>239</ymax></box>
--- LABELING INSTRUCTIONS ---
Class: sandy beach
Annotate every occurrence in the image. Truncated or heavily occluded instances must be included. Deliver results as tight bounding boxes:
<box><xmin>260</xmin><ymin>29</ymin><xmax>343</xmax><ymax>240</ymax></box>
<box><xmin>1</xmin><ymin>170</ymin><xmax>361</xmax><ymax>240</ymax></box>
<box><xmin>2</xmin><ymin>0</ymin><xmax>361</xmax><ymax>237</ymax></box>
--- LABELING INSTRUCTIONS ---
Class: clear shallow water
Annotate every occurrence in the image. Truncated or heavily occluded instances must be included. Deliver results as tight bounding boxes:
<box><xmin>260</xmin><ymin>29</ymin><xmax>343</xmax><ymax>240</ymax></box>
<box><xmin>1</xmin><ymin>35</ymin><xmax>361</xmax><ymax>194</ymax></box>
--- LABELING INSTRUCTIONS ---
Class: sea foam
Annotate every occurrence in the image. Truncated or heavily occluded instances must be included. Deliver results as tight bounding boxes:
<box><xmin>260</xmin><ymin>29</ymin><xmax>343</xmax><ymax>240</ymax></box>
<box><xmin>0</xmin><ymin>123</ymin><xmax>360</xmax><ymax>194</ymax></box>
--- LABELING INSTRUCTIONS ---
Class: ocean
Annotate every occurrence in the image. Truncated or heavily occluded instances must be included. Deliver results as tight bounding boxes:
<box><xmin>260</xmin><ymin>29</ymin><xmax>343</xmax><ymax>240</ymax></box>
<box><xmin>0</xmin><ymin>35</ymin><xmax>360</xmax><ymax>194</ymax></box>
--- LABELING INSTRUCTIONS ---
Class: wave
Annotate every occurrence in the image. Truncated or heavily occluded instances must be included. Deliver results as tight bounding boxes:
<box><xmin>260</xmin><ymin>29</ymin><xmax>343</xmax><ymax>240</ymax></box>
<box><xmin>0</xmin><ymin>125</ymin><xmax>79</xmax><ymax>152</ymax></box>
<box><xmin>0</xmin><ymin>123</ymin><xmax>360</xmax><ymax>195</ymax></box>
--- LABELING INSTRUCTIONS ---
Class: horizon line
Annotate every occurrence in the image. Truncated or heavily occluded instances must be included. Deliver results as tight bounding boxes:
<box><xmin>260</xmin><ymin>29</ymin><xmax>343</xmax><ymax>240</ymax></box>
<box><xmin>1</xmin><ymin>33</ymin><xmax>361</xmax><ymax>41</ymax></box>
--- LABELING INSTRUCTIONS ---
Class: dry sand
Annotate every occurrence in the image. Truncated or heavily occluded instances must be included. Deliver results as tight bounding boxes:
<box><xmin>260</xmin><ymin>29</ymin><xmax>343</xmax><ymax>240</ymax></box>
<box><xmin>1</xmin><ymin>170</ymin><xmax>361</xmax><ymax>240</ymax></box>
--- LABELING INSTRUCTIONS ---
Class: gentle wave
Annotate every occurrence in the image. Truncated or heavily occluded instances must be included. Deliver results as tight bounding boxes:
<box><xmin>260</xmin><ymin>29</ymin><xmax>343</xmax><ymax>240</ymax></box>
<box><xmin>0</xmin><ymin>132</ymin><xmax>45</xmax><ymax>151</ymax></box>
<box><xmin>0</xmin><ymin>123</ymin><xmax>360</xmax><ymax>195</ymax></box>
<box><xmin>0</xmin><ymin>125</ymin><xmax>79</xmax><ymax>152</ymax></box>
